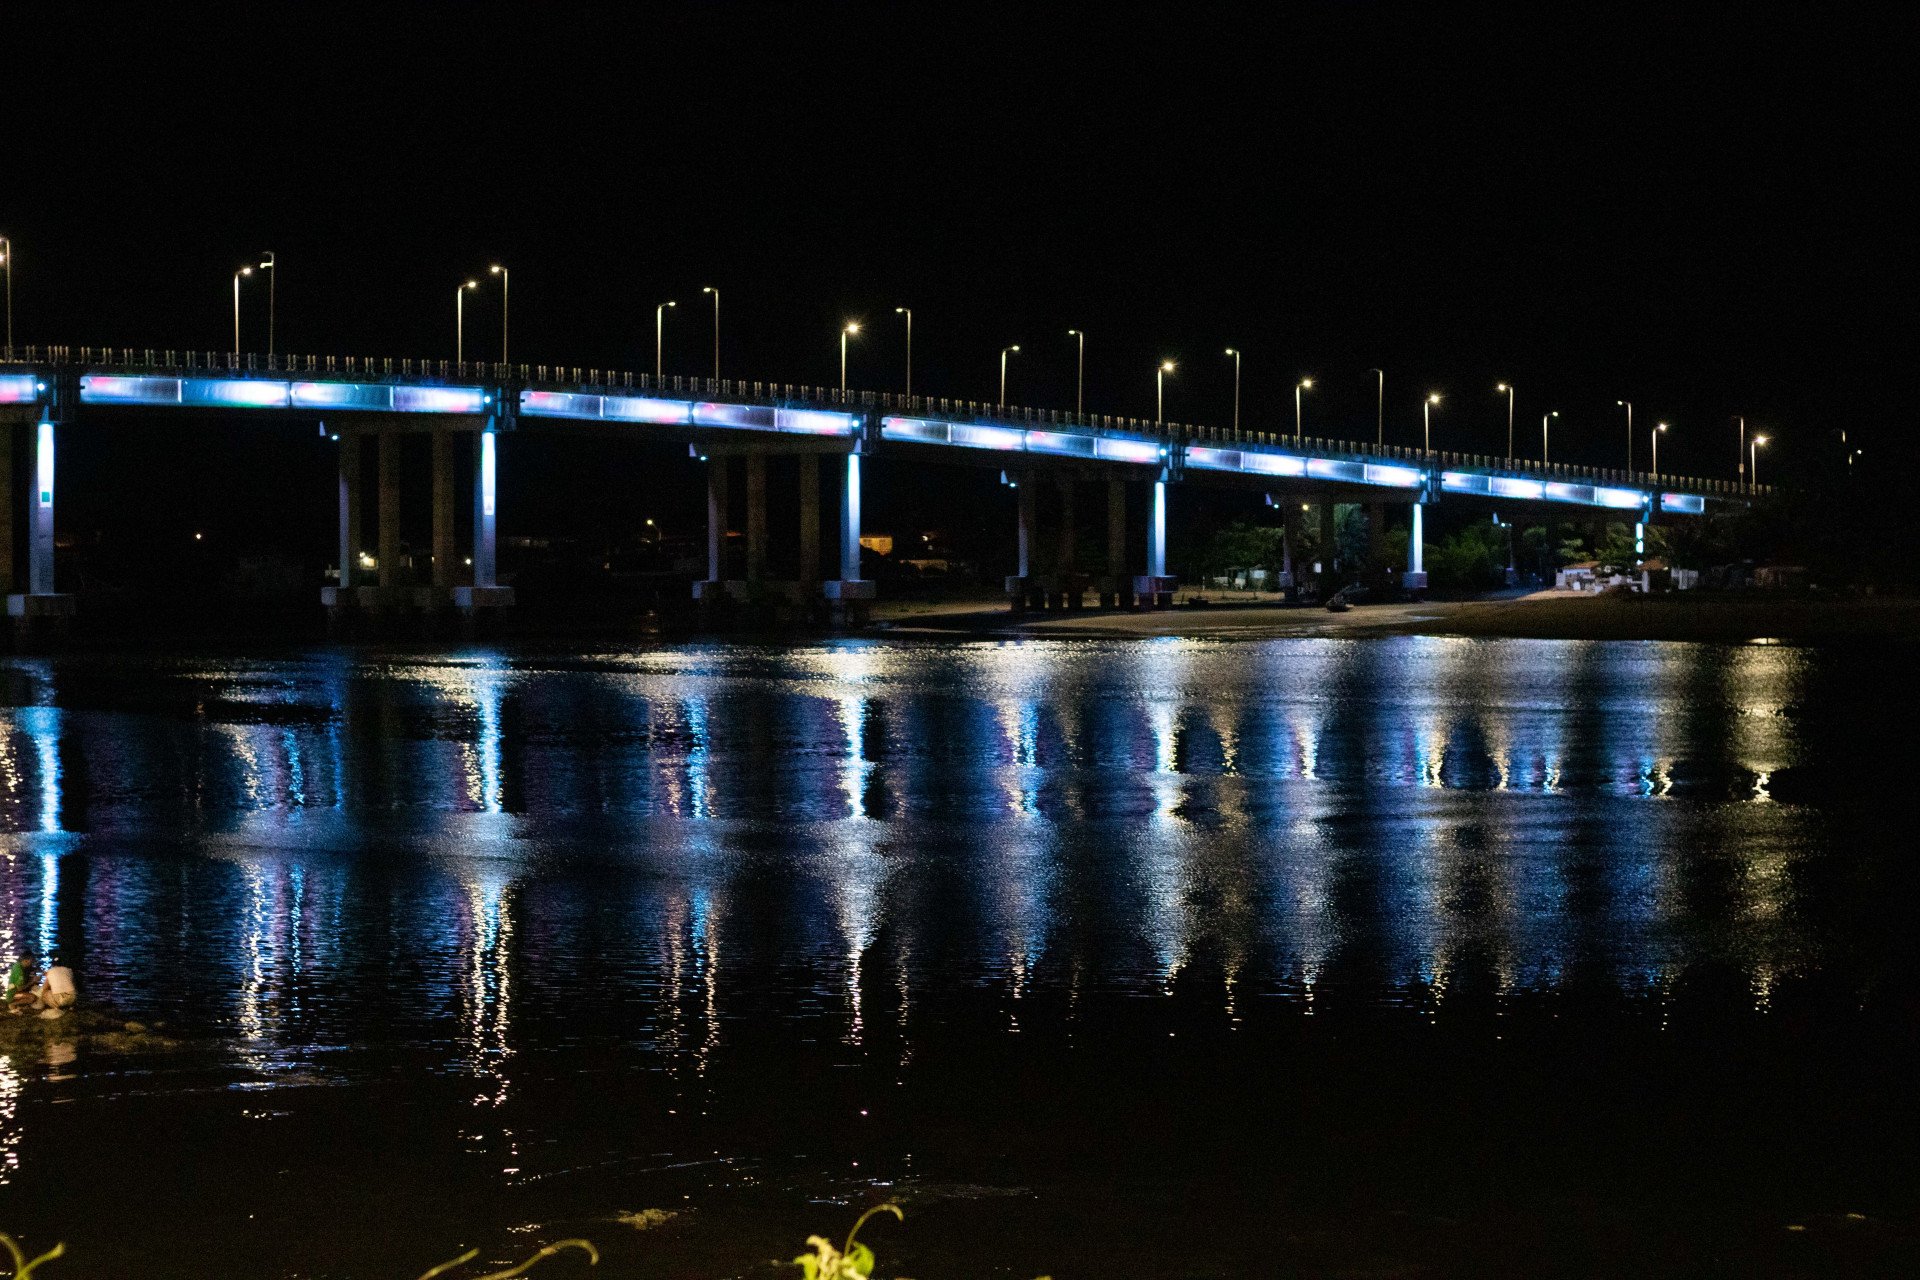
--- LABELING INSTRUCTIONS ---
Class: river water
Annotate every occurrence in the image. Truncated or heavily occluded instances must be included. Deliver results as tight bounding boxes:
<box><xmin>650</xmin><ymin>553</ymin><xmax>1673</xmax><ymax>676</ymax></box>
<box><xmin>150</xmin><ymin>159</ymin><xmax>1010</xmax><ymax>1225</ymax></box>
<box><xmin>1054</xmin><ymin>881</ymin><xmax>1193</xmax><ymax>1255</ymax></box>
<box><xmin>1</xmin><ymin>637</ymin><xmax>1916</xmax><ymax>1277</ymax></box>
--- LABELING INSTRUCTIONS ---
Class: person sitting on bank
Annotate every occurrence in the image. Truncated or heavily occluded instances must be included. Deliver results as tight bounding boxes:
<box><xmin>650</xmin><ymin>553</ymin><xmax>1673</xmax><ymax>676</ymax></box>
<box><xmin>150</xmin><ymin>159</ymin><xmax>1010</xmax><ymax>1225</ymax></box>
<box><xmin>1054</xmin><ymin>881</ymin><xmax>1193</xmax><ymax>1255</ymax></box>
<box><xmin>5</xmin><ymin>953</ymin><xmax>37</xmax><ymax>1011</ymax></box>
<box><xmin>34</xmin><ymin>960</ymin><xmax>76</xmax><ymax>1011</ymax></box>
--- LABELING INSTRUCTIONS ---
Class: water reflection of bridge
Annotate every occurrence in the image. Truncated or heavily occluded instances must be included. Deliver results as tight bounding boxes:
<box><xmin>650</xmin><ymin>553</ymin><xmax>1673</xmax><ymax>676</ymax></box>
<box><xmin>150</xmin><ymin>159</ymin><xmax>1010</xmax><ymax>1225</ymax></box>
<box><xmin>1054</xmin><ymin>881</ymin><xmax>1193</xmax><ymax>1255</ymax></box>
<box><xmin>1</xmin><ymin>639</ymin><xmax>1812</xmax><ymax>1078</ymax></box>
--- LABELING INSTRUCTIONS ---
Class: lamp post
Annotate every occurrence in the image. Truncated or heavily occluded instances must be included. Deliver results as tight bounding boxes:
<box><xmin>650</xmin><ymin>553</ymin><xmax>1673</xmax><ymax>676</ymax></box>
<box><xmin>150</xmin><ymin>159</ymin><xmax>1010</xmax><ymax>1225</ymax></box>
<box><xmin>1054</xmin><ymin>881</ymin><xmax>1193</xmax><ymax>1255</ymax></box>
<box><xmin>1367</xmin><ymin>368</ymin><xmax>1384</xmax><ymax>446</ymax></box>
<box><xmin>999</xmin><ymin>344</ymin><xmax>1020</xmax><ymax>406</ymax></box>
<box><xmin>1294</xmin><ymin>377</ymin><xmax>1313</xmax><ymax>442</ymax></box>
<box><xmin>841</xmin><ymin>322</ymin><xmax>859</xmax><ymax>392</ymax></box>
<box><xmin>258</xmin><ymin>251</ymin><xmax>276</xmax><ymax>357</ymax></box>
<box><xmin>1653</xmin><ymin>422</ymin><xmax>1668</xmax><ymax>480</ymax></box>
<box><xmin>489</xmin><ymin>265</ymin><xmax>509</xmax><ymax>364</ymax></box>
<box><xmin>894</xmin><ymin>307</ymin><xmax>912</xmax><ymax>395</ymax></box>
<box><xmin>1496</xmin><ymin>382</ymin><xmax>1515</xmax><ymax>460</ymax></box>
<box><xmin>456</xmin><ymin>280</ymin><xmax>478</xmax><ymax>362</ymax></box>
<box><xmin>1423</xmin><ymin>392</ymin><xmax>1440</xmax><ymax>453</ymax></box>
<box><xmin>0</xmin><ymin>233</ymin><xmax>11</xmax><ymax>354</ymax></box>
<box><xmin>1224</xmin><ymin>348</ymin><xmax>1242</xmax><ymax>432</ymax></box>
<box><xmin>1542</xmin><ymin>410</ymin><xmax>1559</xmax><ymax>464</ymax></box>
<box><xmin>232</xmin><ymin>266</ymin><xmax>253</xmax><ymax>352</ymax></box>
<box><xmin>1067</xmin><ymin>329</ymin><xmax>1085</xmax><ymax>414</ymax></box>
<box><xmin>1735</xmin><ymin>414</ymin><xmax>1746</xmax><ymax>485</ymax></box>
<box><xmin>1617</xmin><ymin>399</ymin><xmax>1633</xmax><ymax>472</ymax></box>
<box><xmin>654</xmin><ymin>300</ymin><xmax>676</xmax><ymax>378</ymax></box>
<box><xmin>1751</xmin><ymin>435</ymin><xmax>1768</xmax><ymax>486</ymax></box>
<box><xmin>702</xmin><ymin>286</ymin><xmax>720</xmax><ymax>380</ymax></box>
<box><xmin>1156</xmin><ymin>360</ymin><xmax>1176</xmax><ymax>425</ymax></box>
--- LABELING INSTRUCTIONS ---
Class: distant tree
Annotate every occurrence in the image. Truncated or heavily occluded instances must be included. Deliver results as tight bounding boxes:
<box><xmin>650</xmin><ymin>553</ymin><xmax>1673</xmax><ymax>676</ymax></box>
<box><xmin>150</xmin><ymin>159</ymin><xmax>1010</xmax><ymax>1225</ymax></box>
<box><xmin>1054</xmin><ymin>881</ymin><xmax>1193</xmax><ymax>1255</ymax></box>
<box><xmin>1427</xmin><ymin>521</ymin><xmax>1509</xmax><ymax>591</ymax></box>
<box><xmin>1198</xmin><ymin>521</ymin><xmax>1285</xmax><ymax>582</ymax></box>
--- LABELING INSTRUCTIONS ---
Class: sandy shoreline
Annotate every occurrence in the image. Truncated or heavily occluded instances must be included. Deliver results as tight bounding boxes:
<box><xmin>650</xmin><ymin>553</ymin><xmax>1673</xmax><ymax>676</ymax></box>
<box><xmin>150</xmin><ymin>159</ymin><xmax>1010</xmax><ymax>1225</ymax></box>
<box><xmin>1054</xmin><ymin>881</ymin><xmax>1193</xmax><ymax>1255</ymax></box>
<box><xmin>869</xmin><ymin>589</ymin><xmax>1920</xmax><ymax>643</ymax></box>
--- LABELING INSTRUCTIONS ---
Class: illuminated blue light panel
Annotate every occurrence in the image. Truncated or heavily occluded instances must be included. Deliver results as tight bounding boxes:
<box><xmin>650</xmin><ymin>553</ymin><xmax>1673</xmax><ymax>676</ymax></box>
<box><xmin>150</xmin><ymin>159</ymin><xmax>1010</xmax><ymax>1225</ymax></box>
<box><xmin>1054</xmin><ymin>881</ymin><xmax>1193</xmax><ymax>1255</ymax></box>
<box><xmin>522</xmin><ymin>390</ymin><xmax>856</xmax><ymax>435</ymax></box>
<box><xmin>82</xmin><ymin>375</ymin><xmax>486</xmax><ymax>414</ymax></box>
<box><xmin>881</xmin><ymin>415</ymin><xmax>1162</xmax><ymax>463</ymax></box>
<box><xmin>0</xmin><ymin>374</ymin><xmax>38</xmax><ymax>404</ymax></box>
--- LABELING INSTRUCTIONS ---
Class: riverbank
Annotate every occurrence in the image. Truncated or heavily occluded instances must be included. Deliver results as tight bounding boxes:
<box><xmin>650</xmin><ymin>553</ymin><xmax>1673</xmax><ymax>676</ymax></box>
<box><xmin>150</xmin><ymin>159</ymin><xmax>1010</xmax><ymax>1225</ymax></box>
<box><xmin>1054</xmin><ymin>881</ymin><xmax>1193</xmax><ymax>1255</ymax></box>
<box><xmin>871</xmin><ymin>589</ymin><xmax>1920</xmax><ymax>643</ymax></box>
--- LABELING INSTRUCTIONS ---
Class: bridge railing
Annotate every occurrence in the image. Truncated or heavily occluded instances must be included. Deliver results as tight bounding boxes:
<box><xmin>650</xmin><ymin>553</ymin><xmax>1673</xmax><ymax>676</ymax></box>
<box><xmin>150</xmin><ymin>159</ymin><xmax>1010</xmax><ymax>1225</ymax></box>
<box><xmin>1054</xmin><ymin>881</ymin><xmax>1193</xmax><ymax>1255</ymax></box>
<box><xmin>0</xmin><ymin>344</ymin><xmax>1765</xmax><ymax>500</ymax></box>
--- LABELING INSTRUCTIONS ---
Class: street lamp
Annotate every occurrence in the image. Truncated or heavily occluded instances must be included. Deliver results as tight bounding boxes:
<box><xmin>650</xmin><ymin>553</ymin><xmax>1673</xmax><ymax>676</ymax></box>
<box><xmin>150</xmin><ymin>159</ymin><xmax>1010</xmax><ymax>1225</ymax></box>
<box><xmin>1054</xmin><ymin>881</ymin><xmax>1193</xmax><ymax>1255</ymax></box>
<box><xmin>999</xmin><ymin>344</ymin><xmax>1020</xmax><ymax>406</ymax></box>
<box><xmin>702</xmin><ymin>286</ymin><xmax>720</xmax><ymax>380</ymax></box>
<box><xmin>1617</xmin><ymin>399</ymin><xmax>1633</xmax><ymax>472</ymax></box>
<box><xmin>489</xmin><ymin>265</ymin><xmax>509</xmax><ymax>364</ymax></box>
<box><xmin>455</xmin><ymin>280</ymin><xmax>478</xmax><ymax>361</ymax></box>
<box><xmin>1542</xmin><ymin>410</ymin><xmax>1559</xmax><ymax>464</ymax></box>
<box><xmin>0</xmin><ymin>233</ymin><xmax>11</xmax><ymax>354</ymax></box>
<box><xmin>1224</xmin><ymin>348</ymin><xmax>1242</xmax><ymax>433</ymax></box>
<box><xmin>840</xmin><ymin>322</ymin><xmax>859</xmax><ymax>392</ymax></box>
<box><xmin>1294</xmin><ymin>377</ymin><xmax>1313</xmax><ymax>442</ymax></box>
<box><xmin>258</xmin><ymin>251</ymin><xmax>276</xmax><ymax>357</ymax></box>
<box><xmin>1067</xmin><ymin>329</ymin><xmax>1086</xmax><ymax>415</ymax></box>
<box><xmin>894</xmin><ymin>307</ymin><xmax>912</xmax><ymax>395</ymax></box>
<box><xmin>654</xmin><ymin>300</ymin><xmax>676</xmax><ymax>378</ymax></box>
<box><xmin>1751</xmin><ymin>434</ymin><xmax>1768</xmax><ymax>486</ymax></box>
<box><xmin>1653</xmin><ymin>422</ymin><xmax>1668</xmax><ymax>479</ymax></box>
<box><xmin>232</xmin><ymin>265</ymin><xmax>253</xmax><ymax>352</ymax></box>
<box><xmin>1423</xmin><ymin>392</ymin><xmax>1441</xmax><ymax>453</ymax></box>
<box><xmin>1496</xmin><ymin>382</ymin><xmax>1515</xmax><ymax>460</ymax></box>
<box><xmin>1156</xmin><ymin>360</ymin><xmax>1176</xmax><ymax>425</ymax></box>
<box><xmin>1367</xmin><ymin>368</ymin><xmax>1384</xmax><ymax>447</ymax></box>
<box><xmin>1734</xmin><ymin>414</ymin><xmax>1746</xmax><ymax>484</ymax></box>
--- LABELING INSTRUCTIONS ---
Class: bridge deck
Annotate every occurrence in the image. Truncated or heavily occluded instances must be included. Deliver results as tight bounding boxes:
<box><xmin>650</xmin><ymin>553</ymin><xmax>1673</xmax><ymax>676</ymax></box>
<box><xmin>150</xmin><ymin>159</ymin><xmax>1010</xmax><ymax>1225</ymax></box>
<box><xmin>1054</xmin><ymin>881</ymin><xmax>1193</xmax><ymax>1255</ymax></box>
<box><xmin>1</xmin><ymin>346</ymin><xmax>1760</xmax><ymax>515</ymax></box>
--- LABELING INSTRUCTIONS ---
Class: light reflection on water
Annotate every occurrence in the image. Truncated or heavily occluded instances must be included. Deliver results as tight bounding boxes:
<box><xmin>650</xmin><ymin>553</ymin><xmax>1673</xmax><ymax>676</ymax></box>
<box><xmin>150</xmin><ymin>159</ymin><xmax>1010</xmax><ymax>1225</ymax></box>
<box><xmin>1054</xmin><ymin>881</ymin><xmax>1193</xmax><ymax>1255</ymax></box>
<box><xmin>0</xmin><ymin>635</ymin><xmax>1879</xmax><ymax>1188</ymax></box>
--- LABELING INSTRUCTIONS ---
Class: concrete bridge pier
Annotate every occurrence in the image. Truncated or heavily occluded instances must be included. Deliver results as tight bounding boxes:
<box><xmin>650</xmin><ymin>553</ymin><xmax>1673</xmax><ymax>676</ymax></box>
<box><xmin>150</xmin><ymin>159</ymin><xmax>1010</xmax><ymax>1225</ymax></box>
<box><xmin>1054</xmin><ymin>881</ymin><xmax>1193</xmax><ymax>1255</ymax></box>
<box><xmin>1367</xmin><ymin>503</ymin><xmax>1388</xmax><ymax>584</ymax></box>
<box><xmin>745</xmin><ymin>453</ymin><xmax>769</xmax><ymax>584</ymax></box>
<box><xmin>823</xmin><ymin>450</ymin><xmax>874</xmax><ymax>625</ymax></box>
<box><xmin>6</xmin><ymin>415</ymin><xmax>78</xmax><ymax>643</ymax></box>
<box><xmin>693</xmin><ymin>454</ymin><xmax>731</xmax><ymax>620</ymax></box>
<box><xmin>693</xmin><ymin>445</ymin><xmax>865</xmax><ymax>627</ymax></box>
<box><xmin>324</xmin><ymin>417</ymin><xmax>510</xmax><ymax>635</ymax></box>
<box><xmin>1005</xmin><ymin>469</ymin><xmax>1041</xmax><ymax>611</ymax></box>
<box><xmin>1317</xmin><ymin>502</ymin><xmax>1339</xmax><ymax>595</ymax></box>
<box><xmin>1045</xmin><ymin>475</ymin><xmax>1087</xmax><ymax>609</ymax></box>
<box><xmin>1282</xmin><ymin>501</ymin><xmax>1303</xmax><ymax>602</ymax></box>
<box><xmin>1133</xmin><ymin>476</ymin><xmax>1176</xmax><ymax>608</ymax></box>
<box><xmin>462</xmin><ymin>428</ymin><xmax>508</xmax><ymax>609</ymax></box>
<box><xmin>1403</xmin><ymin>501</ymin><xmax>1429</xmax><ymax>596</ymax></box>
<box><xmin>799</xmin><ymin>454</ymin><xmax>822</xmax><ymax>604</ymax></box>
<box><xmin>376</xmin><ymin>427</ymin><xmax>404</xmax><ymax>602</ymax></box>
<box><xmin>1101</xmin><ymin>478</ymin><xmax>1132</xmax><ymax>608</ymax></box>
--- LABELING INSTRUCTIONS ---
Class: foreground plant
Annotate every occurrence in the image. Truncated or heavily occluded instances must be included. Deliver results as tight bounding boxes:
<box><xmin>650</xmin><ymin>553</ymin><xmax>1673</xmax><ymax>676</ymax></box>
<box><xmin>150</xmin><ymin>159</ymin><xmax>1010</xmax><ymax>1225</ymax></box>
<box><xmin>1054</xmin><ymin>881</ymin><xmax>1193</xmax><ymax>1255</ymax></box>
<box><xmin>0</xmin><ymin>1235</ymin><xmax>65</xmax><ymax>1280</ymax></box>
<box><xmin>417</xmin><ymin>1239</ymin><xmax>598</xmax><ymax>1280</ymax></box>
<box><xmin>793</xmin><ymin>1205</ymin><xmax>1049</xmax><ymax>1280</ymax></box>
<box><xmin>794</xmin><ymin>1204</ymin><xmax>902</xmax><ymax>1280</ymax></box>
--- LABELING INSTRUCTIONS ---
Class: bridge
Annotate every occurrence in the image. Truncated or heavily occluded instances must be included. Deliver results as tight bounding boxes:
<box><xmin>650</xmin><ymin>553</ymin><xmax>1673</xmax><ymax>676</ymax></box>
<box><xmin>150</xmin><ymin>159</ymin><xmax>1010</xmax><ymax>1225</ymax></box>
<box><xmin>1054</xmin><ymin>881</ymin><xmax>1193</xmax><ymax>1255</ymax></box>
<box><xmin>0</xmin><ymin>346</ymin><xmax>1761</xmax><ymax>632</ymax></box>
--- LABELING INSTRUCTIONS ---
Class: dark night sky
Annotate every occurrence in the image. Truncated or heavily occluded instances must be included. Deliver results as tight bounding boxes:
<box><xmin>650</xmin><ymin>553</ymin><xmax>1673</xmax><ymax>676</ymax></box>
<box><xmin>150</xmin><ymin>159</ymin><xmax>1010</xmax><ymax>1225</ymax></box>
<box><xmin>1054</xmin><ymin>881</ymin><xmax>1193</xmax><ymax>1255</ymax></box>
<box><xmin>4</xmin><ymin>5</ymin><xmax>1907</xmax><ymax>556</ymax></box>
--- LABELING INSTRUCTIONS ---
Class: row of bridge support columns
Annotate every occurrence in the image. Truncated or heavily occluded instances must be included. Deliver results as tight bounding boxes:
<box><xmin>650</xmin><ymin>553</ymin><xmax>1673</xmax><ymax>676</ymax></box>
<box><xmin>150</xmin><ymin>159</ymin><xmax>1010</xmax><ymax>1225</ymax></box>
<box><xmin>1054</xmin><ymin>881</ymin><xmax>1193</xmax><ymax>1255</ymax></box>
<box><xmin>322</xmin><ymin>419</ymin><xmax>512</xmax><ymax>632</ymax></box>
<box><xmin>2</xmin><ymin>418</ymin><xmax>73</xmax><ymax>640</ymax></box>
<box><xmin>1005</xmin><ymin>473</ymin><xmax>1177</xmax><ymax>611</ymax></box>
<box><xmin>693</xmin><ymin>449</ymin><xmax>873</xmax><ymax>623</ymax></box>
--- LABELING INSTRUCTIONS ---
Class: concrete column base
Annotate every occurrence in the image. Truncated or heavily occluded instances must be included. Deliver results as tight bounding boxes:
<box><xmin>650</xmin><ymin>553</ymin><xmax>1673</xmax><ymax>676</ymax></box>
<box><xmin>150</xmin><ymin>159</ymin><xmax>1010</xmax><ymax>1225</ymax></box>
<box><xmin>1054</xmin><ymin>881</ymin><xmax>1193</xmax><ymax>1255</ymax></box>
<box><xmin>824</xmin><ymin>578</ymin><xmax>875</xmax><ymax>628</ymax></box>
<box><xmin>1401</xmin><ymin>570</ymin><xmax>1429</xmax><ymax>597</ymax></box>
<box><xmin>1004</xmin><ymin>575</ymin><xmax>1044</xmax><ymax>612</ymax></box>
<box><xmin>1133</xmin><ymin>574</ymin><xmax>1178</xmax><ymax>609</ymax></box>
<box><xmin>1041</xmin><ymin>572</ymin><xmax>1091</xmax><ymax>610</ymax></box>
<box><xmin>7</xmin><ymin>593</ymin><xmax>77</xmax><ymax>618</ymax></box>
<box><xmin>7</xmin><ymin>593</ymin><xmax>77</xmax><ymax>646</ymax></box>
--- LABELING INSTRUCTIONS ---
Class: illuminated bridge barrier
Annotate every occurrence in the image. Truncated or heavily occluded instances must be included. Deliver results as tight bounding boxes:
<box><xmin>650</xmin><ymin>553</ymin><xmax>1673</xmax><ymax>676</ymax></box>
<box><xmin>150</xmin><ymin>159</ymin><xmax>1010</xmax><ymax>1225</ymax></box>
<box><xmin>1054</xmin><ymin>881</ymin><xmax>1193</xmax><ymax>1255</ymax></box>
<box><xmin>0</xmin><ymin>348</ymin><xmax>1760</xmax><ymax>623</ymax></box>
